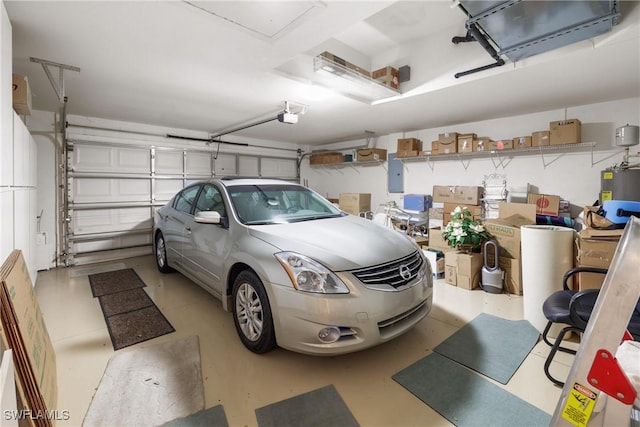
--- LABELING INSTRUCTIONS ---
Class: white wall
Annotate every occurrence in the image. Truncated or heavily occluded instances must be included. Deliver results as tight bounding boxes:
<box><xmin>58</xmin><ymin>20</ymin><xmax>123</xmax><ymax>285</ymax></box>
<box><xmin>300</xmin><ymin>97</ymin><xmax>640</xmax><ymax>215</ymax></box>
<box><xmin>0</xmin><ymin>1</ymin><xmax>39</xmax><ymax>281</ymax></box>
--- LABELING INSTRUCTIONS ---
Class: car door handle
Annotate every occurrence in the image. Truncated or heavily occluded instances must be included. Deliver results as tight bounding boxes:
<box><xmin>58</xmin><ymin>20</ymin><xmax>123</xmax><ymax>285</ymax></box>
<box><xmin>185</xmin><ymin>226</ymin><xmax>192</xmax><ymax>234</ymax></box>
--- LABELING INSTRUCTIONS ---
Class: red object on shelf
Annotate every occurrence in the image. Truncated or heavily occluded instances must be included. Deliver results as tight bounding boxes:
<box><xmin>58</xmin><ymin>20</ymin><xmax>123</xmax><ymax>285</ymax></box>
<box><xmin>587</xmin><ymin>348</ymin><xmax>637</xmax><ymax>405</ymax></box>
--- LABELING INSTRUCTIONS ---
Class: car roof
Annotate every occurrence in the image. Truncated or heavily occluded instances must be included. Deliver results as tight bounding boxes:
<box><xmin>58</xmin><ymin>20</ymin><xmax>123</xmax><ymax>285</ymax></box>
<box><xmin>214</xmin><ymin>178</ymin><xmax>300</xmax><ymax>188</ymax></box>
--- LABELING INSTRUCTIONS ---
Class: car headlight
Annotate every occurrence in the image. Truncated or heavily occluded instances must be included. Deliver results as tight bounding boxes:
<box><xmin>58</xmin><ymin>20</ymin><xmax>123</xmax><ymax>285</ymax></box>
<box><xmin>275</xmin><ymin>252</ymin><xmax>349</xmax><ymax>294</ymax></box>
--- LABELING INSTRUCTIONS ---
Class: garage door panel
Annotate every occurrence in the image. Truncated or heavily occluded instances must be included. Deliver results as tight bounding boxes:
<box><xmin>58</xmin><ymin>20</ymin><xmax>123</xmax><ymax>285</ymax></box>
<box><xmin>74</xmin><ymin>207</ymin><xmax>152</xmax><ymax>235</ymax></box>
<box><xmin>74</xmin><ymin>145</ymin><xmax>151</xmax><ymax>174</ymax></box>
<box><xmin>261</xmin><ymin>158</ymin><xmax>296</xmax><ymax>178</ymax></box>
<box><xmin>214</xmin><ymin>153</ymin><xmax>236</xmax><ymax>176</ymax></box>
<box><xmin>155</xmin><ymin>150</ymin><xmax>183</xmax><ymax>174</ymax></box>
<box><xmin>73</xmin><ymin>233</ymin><xmax>152</xmax><ymax>253</ymax></box>
<box><xmin>155</xmin><ymin>179</ymin><xmax>184</xmax><ymax>202</ymax></box>
<box><xmin>74</xmin><ymin>178</ymin><xmax>151</xmax><ymax>203</ymax></box>
<box><xmin>186</xmin><ymin>152</ymin><xmax>212</xmax><ymax>176</ymax></box>
<box><xmin>238</xmin><ymin>156</ymin><xmax>259</xmax><ymax>177</ymax></box>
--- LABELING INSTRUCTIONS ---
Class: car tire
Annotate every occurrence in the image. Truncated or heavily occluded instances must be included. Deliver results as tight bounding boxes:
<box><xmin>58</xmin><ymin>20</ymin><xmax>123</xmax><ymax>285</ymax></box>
<box><xmin>232</xmin><ymin>270</ymin><xmax>276</xmax><ymax>354</ymax></box>
<box><xmin>155</xmin><ymin>232</ymin><xmax>174</xmax><ymax>273</ymax></box>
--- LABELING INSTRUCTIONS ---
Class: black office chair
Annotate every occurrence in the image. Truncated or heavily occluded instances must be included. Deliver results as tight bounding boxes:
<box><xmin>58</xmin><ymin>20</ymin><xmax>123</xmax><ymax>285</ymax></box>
<box><xmin>541</xmin><ymin>266</ymin><xmax>640</xmax><ymax>387</ymax></box>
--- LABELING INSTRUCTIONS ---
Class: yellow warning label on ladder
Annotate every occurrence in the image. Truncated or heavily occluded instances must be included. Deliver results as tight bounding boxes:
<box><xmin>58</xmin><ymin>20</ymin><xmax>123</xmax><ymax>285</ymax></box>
<box><xmin>561</xmin><ymin>382</ymin><xmax>598</xmax><ymax>427</ymax></box>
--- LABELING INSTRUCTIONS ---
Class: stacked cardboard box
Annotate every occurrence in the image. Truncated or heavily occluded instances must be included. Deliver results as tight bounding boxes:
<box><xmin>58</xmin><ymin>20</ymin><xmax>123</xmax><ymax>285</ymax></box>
<box><xmin>575</xmin><ymin>206</ymin><xmax>622</xmax><ymax>290</ymax></box>
<box><xmin>1</xmin><ymin>250</ymin><xmax>57</xmax><ymax>425</ymax></box>
<box><xmin>396</xmin><ymin>138</ymin><xmax>422</xmax><ymax>157</ymax></box>
<box><xmin>339</xmin><ymin>193</ymin><xmax>371</xmax><ymax>216</ymax></box>
<box><xmin>444</xmin><ymin>251</ymin><xmax>484</xmax><ymax>290</ymax></box>
<box><xmin>372</xmin><ymin>66</ymin><xmax>399</xmax><ymax>89</ymax></box>
<box><xmin>484</xmin><ymin>203</ymin><xmax>537</xmax><ymax>295</ymax></box>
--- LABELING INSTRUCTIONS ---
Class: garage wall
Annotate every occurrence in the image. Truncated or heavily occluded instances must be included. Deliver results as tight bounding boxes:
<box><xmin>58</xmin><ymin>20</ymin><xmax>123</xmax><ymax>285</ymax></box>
<box><xmin>33</xmin><ymin>114</ymin><xmax>300</xmax><ymax>267</ymax></box>
<box><xmin>1</xmin><ymin>3</ymin><xmax>39</xmax><ymax>282</ymax></box>
<box><xmin>300</xmin><ymin>97</ymin><xmax>640</xmax><ymax>217</ymax></box>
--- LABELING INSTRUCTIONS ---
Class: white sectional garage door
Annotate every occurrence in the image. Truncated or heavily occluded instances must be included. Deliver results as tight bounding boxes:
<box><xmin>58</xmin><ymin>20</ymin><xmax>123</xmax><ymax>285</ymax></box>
<box><xmin>67</xmin><ymin>139</ymin><xmax>297</xmax><ymax>265</ymax></box>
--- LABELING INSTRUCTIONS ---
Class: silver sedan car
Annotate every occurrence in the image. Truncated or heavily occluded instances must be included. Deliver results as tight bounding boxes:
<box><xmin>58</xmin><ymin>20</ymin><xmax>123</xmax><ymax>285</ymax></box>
<box><xmin>153</xmin><ymin>178</ymin><xmax>433</xmax><ymax>355</ymax></box>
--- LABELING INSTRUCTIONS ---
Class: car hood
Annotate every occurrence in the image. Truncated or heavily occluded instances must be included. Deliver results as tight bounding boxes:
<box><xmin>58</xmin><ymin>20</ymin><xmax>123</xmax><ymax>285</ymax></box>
<box><xmin>247</xmin><ymin>215</ymin><xmax>418</xmax><ymax>271</ymax></box>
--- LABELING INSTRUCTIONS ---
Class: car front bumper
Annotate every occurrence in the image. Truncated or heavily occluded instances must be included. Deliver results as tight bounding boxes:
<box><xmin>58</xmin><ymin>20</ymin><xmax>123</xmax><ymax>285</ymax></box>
<box><xmin>267</xmin><ymin>273</ymin><xmax>433</xmax><ymax>356</ymax></box>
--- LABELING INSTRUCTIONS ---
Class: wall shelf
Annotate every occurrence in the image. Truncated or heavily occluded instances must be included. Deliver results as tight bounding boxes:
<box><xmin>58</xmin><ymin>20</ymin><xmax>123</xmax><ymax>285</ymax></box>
<box><xmin>397</xmin><ymin>142</ymin><xmax>623</xmax><ymax>170</ymax></box>
<box><xmin>310</xmin><ymin>159</ymin><xmax>387</xmax><ymax>173</ymax></box>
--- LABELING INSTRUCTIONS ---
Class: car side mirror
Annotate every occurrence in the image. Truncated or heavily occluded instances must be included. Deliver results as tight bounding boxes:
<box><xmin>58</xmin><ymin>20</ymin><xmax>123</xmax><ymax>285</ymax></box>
<box><xmin>194</xmin><ymin>211</ymin><xmax>222</xmax><ymax>224</ymax></box>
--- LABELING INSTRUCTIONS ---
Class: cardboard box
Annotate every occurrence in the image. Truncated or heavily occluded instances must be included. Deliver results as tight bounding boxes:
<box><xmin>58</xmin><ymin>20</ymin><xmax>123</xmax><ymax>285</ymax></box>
<box><xmin>532</xmin><ymin>131</ymin><xmax>550</xmax><ymax>146</ymax></box>
<box><xmin>438</xmin><ymin>133</ymin><xmax>459</xmax><ymax>145</ymax></box>
<box><xmin>488</xmin><ymin>140</ymin><xmax>513</xmax><ymax>150</ymax></box>
<box><xmin>309</xmin><ymin>152</ymin><xmax>344</xmax><ymax>165</ymax></box>
<box><xmin>319</xmin><ymin>51</ymin><xmax>370</xmax><ymax>78</ymax></box>
<box><xmin>339</xmin><ymin>193</ymin><xmax>371</xmax><ymax>215</ymax></box>
<box><xmin>485</xmin><ymin>252</ymin><xmax>522</xmax><ymax>295</ymax></box>
<box><xmin>485</xmin><ymin>214</ymin><xmax>536</xmax><ymax>259</ymax></box>
<box><xmin>12</xmin><ymin>74</ymin><xmax>32</xmax><ymax>116</ymax></box>
<box><xmin>550</xmin><ymin>119</ymin><xmax>581</xmax><ymax>145</ymax></box>
<box><xmin>513</xmin><ymin>136</ymin><xmax>532</xmax><ymax>149</ymax></box>
<box><xmin>473</xmin><ymin>137</ymin><xmax>491</xmax><ymax>152</ymax></box>
<box><xmin>423</xmin><ymin>249</ymin><xmax>445</xmax><ymax>279</ymax></box>
<box><xmin>433</xmin><ymin>185</ymin><xmax>483</xmax><ymax>205</ymax></box>
<box><xmin>396</xmin><ymin>150</ymin><xmax>420</xmax><ymax>158</ymax></box>
<box><xmin>437</xmin><ymin>139</ymin><xmax>457</xmax><ymax>154</ymax></box>
<box><xmin>404</xmin><ymin>194</ymin><xmax>433</xmax><ymax>212</ymax></box>
<box><xmin>443</xmin><ymin>203</ymin><xmax>483</xmax><ymax>224</ymax></box>
<box><xmin>372</xmin><ymin>66</ymin><xmax>399</xmax><ymax>89</ymax></box>
<box><xmin>527</xmin><ymin>193</ymin><xmax>561</xmax><ymax>216</ymax></box>
<box><xmin>457</xmin><ymin>133</ymin><xmax>475</xmax><ymax>153</ymax></box>
<box><xmin>397</xmin><ymin>138</ymin><xmax>422</xmax><ymax>152</ymax></box>
<box><xmin>356</xmin><ymin>148</ymin><xmax>387</xmax><ymax>162</ymax></box>
<box><xmin>577</xmin><ymin>270</ymin><xmax>607</xmax><ymax>290</ymax></box>
<box><xmin>576</xmin><ymin>234</ymin><xmax>618</xmax><ymax>269</ymax></box>
<box><xmin>428</xmin><ymin>227</ymin><xmax>450</xmax><ymax>251</ymax></box>
<box><xmin>445</xmin><ymin>251</ymin><xmax>483</xmax><ymax>290</ymax></box>
<box><xmin>429</xmin><ymin>207</ymin><xmax>443</xmax><ymax>220</ymax></box>
<box><xmin>1</xmin><ymin>250</ymin><xmax>58</xmax><ymax>416</ymax></box>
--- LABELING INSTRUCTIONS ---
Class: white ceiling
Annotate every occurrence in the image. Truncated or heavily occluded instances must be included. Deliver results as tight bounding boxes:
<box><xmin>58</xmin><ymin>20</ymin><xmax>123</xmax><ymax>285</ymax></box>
<box><xmin>6</xmin><ymin>1</ymin><xmax>640</xmax><ymax>146</ymax></box>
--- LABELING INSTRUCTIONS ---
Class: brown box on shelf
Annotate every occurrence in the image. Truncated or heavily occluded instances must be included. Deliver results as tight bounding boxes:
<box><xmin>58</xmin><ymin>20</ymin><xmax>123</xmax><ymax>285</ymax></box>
<box><xmin>430</xmin><ymin>141</ymin><xmax>440</xmax><ymax>155</ymax></box>
<box><xmin>513</xmin><ymin>136</ymin><xmax>532</xmax><ymax>148</ymax></box>
<box><xmin>339</xmin><ymin>193</ymin><xmax>371</xmax><ymax>215</ymax></box>
<box><xmin>532</xmin><ymin>131</ymin><xmax>550</xmax><ymax>146</ymax></box>
<box><xmin>432</xmin><ymin>185</ymin><xmax>483</xmax><ymax>205</ymax></box>
<box><xmin>438</xmin><ymin>132</ymin><xmax>459</xmax><ymax>145</ymax></box>
<box><xmin>346</xmin><ymin>62</ymin><xmax>371</xmax><ymax>78</ymax></box>
<box><xmin>527</xmin><ymin>193</ymin><xmax>561</xmax><ymax>216</ymax></box>
<box><xmin>473</xmin><ymin>137</ymin><xmax>491</xmax><ymax>152</ymax></box>
<box><xmin>488</xmin><ymin>140</ymin><xmax>513</xmax><ymax>150</ymax></box>
<box><xmin>356</xmin><ymin>148</ymin><xmax>387</xmax><ymax>162</ymax></box>
<box><xmin>309</xmin><ymin>152</ymin><xmax>344</xmax><ymax>165</ymax></box>
<box><xmin>372</xmin><ymin>66</ymin><xmax>399</xmax><ymax>89</ymax></box>
<box><xmin>437</xmin><ymin>139</ymin><xmax>457</xmax><ymax>154</ymax></box>
<box><xmin>12</xmin><ymin>74</ymin><xmax>32</xmax><ymax>116</ymax></box>
<box><xmin>397</xmin><ymin>138</ymin><xmax>422</xmax><ymax>152</ymax></box>
<box><xmin>550</xmin><ymin>119</ymin><xmax>581</xmax><ymax>145</ymax></box>
<box><xmin>443</xmin><ymin>203</ymin><xmax>483</xmax><ymax>223</ymax></box>
<box><xmin>457</xmin><ymin>133</ymin><xmax>475</xmax><ymax>153</ymax></box>
<box><xmin>396</xmin><ymin>150</ymin><xmax>420</xmax><ymax>158</ymax></box>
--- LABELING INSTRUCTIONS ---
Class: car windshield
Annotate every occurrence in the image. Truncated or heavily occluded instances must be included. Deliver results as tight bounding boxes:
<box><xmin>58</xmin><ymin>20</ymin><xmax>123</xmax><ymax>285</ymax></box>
<box><xmin>228</xmin><ymin>184</ymin><xmax>343</xmax><ymax>225</ymax></box>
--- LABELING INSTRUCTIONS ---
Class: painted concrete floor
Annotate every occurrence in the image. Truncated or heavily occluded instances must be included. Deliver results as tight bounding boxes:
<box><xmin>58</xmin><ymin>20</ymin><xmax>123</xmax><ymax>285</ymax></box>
<box><xmin>35</xmin><ymin>255</ymin><xmax>570</xmax><ymax>426</ymax></box>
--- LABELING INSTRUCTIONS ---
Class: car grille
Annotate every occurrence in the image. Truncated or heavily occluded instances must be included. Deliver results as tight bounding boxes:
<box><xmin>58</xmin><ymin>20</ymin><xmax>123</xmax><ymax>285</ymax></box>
<box><xmin>350</xmin><ymin>250</ymin><xmax>424</xmax><ymax>290</ymax></box>
<box><xmin>378</xmin><ymin>299</ymin><xmax>429</xmax><ymax>336</ymax></box>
